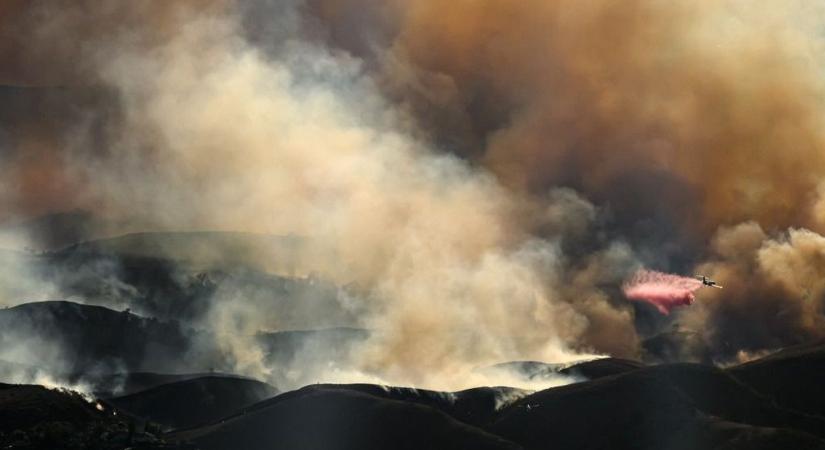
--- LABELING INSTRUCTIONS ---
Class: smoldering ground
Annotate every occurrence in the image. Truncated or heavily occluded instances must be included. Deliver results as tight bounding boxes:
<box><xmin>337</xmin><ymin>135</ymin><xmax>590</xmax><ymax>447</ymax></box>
<box><xmin>3</xmin><ymin>0</ymin><xmax>825</xmax><ymax>390</ymax></box>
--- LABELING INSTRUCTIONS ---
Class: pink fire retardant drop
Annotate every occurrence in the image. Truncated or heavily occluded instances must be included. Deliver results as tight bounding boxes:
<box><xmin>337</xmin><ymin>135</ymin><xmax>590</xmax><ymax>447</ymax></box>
<box><xmin>622</xmin><ymin>269</ymin><xmax>703</xmax><ymax>315</ymax></box>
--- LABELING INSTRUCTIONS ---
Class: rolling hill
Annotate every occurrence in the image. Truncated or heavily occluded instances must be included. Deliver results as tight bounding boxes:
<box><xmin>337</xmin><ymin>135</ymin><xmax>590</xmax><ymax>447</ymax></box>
<box><xmin>105</xmin><ymin>376</ymin><xmax>278</xmax><ymax>430</ymax></box>
<box><xmin>728</xmin><ymin>340</ymin><xmax>825</xmax><ymax>418</ymax></box>
<box><xmin>169</xmin><ymin>386</ymin><xmax>522</xmax><ymax>450</ymax></box>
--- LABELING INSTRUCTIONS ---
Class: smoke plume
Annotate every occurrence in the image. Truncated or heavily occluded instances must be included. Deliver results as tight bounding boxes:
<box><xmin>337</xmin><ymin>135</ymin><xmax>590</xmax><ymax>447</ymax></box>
<box><xmin>0</xmin><ymin>0</ymin><xmax>635</xmax><ymax>391</ymax></box>
<box><xmin>678</xmin><ymin>223</ymin><xmax>825</xmax><ymax>361</ymax></box>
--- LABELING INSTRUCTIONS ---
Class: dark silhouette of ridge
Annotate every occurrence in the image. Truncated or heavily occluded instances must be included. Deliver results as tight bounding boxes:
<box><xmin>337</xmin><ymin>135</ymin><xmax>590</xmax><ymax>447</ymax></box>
<box><xmin>486</xmin><ymin>357</ymin><xmax>645</xmax><ymax>382</ymax></box>
<box><xmin>491</xmin><ymin>367</ymin><xmax>825</xmax><ymax>450</ymax></box>
<box><xmin>0</xmin><ymin>300</ymin><xmax>210</xmax><ymax>374</ymax></box>
<box><xmin>0</xmin><ymin>383</ymin><xmax>196</xmax><ymax>449</ymax></box>
<box><xmin>168</xmin><ymin>386</ymin><xmax>522</xmax><ymax>450</ymax></box>
<box><xmin>0</xmin><ymin>383</ymin><xmax>101</xmax><ymax>433</ymax></box>
<box><xmin>245</xmin><ymin>383</ymin><xmax>529</xmax><ymax>428</ymax></box>
<box><xmin>165</xmin><ymin>358</ymin><xmax>825</xmax><ymax>450</ymax></box>
<box><xmin>10</xmin><ymin>234</ymin><xmax>361</xmax><ymax>328</ymax></box>
<box><xmin>559</xmin><ymin>357</ymin><xmax>645</xmax><ymax>379</ymax></box>
<box><xmin>728</xmin><ymin>340</ymin><xmax>825</xmax><ymax>418</ymax></box>
<box><xmin>81</xmin><ymin>371</ymin><xmax>249</xmax><ymax>397</ymax></box>
<box><xmin>105</xmin><ymin>376</ymin><xmax>278</xmax><ymax>430</ymax></box>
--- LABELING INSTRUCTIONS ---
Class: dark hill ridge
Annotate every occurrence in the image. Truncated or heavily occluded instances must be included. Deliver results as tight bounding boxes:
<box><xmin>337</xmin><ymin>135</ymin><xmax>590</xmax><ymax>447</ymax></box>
<box><xmin>0</xmin><ymin>383</ymin><xmax>195</xmax><ymax>449</ymax></box>
<box><xmin>232</xmin><ymin>383</ymin><xmax>529</xmax><ymax>429</ymax></box>
<box><xmin>490</xmin><ymin>367</ymin><xmax>825</xmax><ymax>450</ymax></box>
<box><xmin>2</xmin><ymin>343</ymin><xmax>825</xmax><ymax>449</ymax></box>
<box><xmin>168</xmin><ymin>386</ymin><xmax>522</xmax><ymax>450</ymax></box>
<box><xmin>623</xmin><ymin>364</ymin><xmax>825</xmax><ymax>438</ymax></box>
<box><xmin>17</xmin><ymin>233</ymin><xmax>362</xmax><ymax>328</ymax></box>
<box><xmin>2</xmin><ymin>357</ymin><xmax>252</xmax><ymax>399</ymax></box>
<box><xmin>728</xmin><ymin>341</ymin><xmax>825</xmax><ymax>418</ymax></box>
<box><xmin>0</xmin><ymin>300</ymin><xmax>212</xmax><ymax>374</ymax></box>
<box><xmin>79</xmin><ymin>371</ymin><xmax>250</xmax><ymax>398</ymax></box>
<box><xmin>43</xmin><ymin>250</ymin><xmax>220</xmax><ymax>321</ymax></box>
<box><xmin>334</xmin><ymin>384</ymin><xmax>530</xmax><ymax>428</ymax></box>
<box><xmin>2</xmin><ymin>229</ymin><xmax>358</xmax><ymax>329</ymax></box>
<box><xmin>0</xmin><ymin>383</ymin><xmax>101</xmax><ymax>433</ymax></box>
<box><xmin>0</xmin><ymin>300</ymin><xmax>369</xmax><ymax>391</ymax></box>
<box><xmin>166</xmin><ymin>361</ymin><xmax>825</xmax><ymax>450</ymax></box>
<box><xmin>105</xmin><ymin>376</ymin><xmax>278</xmax><ymax>430</ymax></box>
<box><xmin>559</xmin><ymin>357</ymin><xmax>645</xmax><ymax>379</ymax></box>
<box><xmin>486</xmin><ymin>357</ymin><xmax>645</xmax><ymax>382</ymax></box>
<box><xmin>491</xmin><ymin>373</ymin><xmax>712</xmax><ymax>449</ymax></box>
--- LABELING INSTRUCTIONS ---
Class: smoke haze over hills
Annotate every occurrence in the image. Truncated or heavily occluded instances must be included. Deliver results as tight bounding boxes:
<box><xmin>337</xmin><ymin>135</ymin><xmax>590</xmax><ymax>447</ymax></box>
<box><xmin>3</xmin><ymin>0</ymin><xmax>825</xmax><ymax>391</ymax></box>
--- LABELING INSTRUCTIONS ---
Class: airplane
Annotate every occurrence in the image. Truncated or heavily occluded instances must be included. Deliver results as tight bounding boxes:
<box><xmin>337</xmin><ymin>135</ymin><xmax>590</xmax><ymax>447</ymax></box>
<box><xmin>696</xmin><ymin>275</ymin><xmax>723</xmax><ymax>289</ymax></box>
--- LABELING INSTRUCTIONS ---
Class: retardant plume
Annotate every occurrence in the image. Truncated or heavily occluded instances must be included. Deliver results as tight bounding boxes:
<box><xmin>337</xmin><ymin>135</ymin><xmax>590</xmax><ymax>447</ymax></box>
<box><xmin>623</xmin><ymin>270</ymin><xmax>702</xmax><ymax>315</ymax></box>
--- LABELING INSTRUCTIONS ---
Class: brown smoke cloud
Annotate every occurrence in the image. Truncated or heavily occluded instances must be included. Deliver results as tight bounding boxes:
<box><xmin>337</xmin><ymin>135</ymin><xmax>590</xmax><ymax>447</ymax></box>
<box><xmin>0</xmin><ymin>0</ymin><xmax>228</xmax><ymax>85</ymax></box>
<box><xmin>0</xmin><ymin>0</ymin><xmax>227</xmax><ymax>221</ymax></box>
<box><xmin>361</xmin><ymin>0</ymin><xmax>825</xmax><ymax>236</ymax></box>
<box><xmin>303</xmin><ymin>0</ymin><xmax>825</xmax><ymax>362</ymax></box>
<box><xmin>679</xmin><ymin>223</ymin><xmax>825</xmax><ymax>361</ymax></box>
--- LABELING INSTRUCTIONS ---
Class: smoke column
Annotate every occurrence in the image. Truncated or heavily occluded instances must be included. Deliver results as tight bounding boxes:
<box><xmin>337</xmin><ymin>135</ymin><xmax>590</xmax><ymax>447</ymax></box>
<box><xmin>622</xmin><ymin>270</ymin><xmax>703</xmax><ymax>315</ymax></box>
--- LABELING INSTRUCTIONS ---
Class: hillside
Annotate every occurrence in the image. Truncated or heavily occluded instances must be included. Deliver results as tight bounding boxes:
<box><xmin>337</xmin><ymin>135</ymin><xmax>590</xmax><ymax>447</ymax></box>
<box><xmin>0</xmin><ymin>300</ymin><xmax>369</xmax><ymax>392</ymax></box>
<box><xmin>105</xmin><ymin>376</ymin><xmax>278</xmax><ymax>430</ymax></box>
<box><xmin>0</xmin><ymin>383</ymin><xmax>194</xmax><ymax>449</ymax></box>
<box><xmin>728</xmin><ymin>341</ymin><xmax>825</xmax><ymax>418</ymax></box>
<box><xmin>0</xmin><ymin>301</ymin><xmax>213</xmax><ymax>374</ymax></box>
<box><xmin>8</xmin><ymin>234</ymin><xmax>362</xmax><ymax>329</ymax></box>
<box><xmin>169</xmin><ymin>386</ymin><xmax>522</xmax><ymax>450</ymax></box>
<box><xmin>491</xmin><ymin>365</ymin><xmax>825</xmax><ymax>450</ymax></box>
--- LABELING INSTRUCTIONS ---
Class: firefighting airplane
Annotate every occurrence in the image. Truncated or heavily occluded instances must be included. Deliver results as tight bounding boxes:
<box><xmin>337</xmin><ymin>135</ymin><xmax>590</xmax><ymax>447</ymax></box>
<box><xmin>696</xmin><ymin>275</ymin><xmax>723</xmax><ymax>289</ymax></box>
